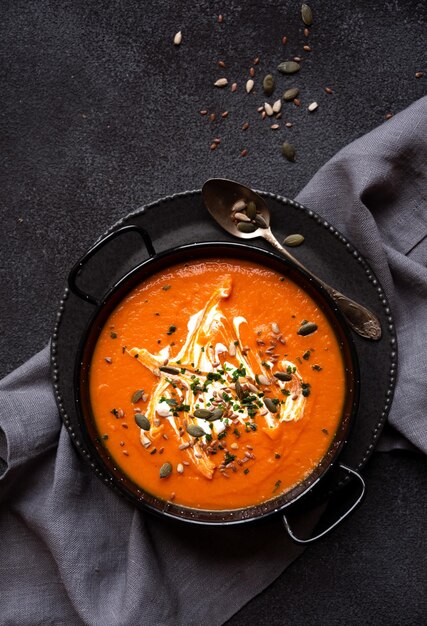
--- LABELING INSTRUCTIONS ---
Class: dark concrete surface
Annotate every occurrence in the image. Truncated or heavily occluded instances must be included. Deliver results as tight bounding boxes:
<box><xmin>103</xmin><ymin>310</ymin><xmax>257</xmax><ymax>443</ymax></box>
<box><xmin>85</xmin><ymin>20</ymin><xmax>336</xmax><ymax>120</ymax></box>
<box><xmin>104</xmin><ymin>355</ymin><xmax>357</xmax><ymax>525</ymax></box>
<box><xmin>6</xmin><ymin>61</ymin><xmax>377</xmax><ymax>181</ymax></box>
<box><xmin>1</xmin><ymin>1</ymin><xmax>426</xmax><ymax>624</ymax></box>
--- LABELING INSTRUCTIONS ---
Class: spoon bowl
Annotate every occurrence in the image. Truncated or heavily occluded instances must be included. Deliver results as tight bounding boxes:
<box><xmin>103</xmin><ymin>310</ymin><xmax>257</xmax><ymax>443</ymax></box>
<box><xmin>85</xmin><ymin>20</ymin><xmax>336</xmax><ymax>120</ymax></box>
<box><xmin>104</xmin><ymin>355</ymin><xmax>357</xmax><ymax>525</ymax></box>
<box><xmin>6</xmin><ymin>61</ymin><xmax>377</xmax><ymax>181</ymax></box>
<box><xmin>202</xmin><ymin>178</ymin><xmax>382</xmax><ymax>341</ymax></box>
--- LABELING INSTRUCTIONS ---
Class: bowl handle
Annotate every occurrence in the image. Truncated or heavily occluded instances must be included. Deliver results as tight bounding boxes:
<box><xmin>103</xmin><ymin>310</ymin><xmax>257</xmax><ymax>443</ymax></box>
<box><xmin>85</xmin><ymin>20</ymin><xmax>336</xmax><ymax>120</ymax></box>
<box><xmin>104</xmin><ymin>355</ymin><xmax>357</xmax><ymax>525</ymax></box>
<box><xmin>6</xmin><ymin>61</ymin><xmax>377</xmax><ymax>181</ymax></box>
<box><xmin>282</xmin><ymin>463</ymin><xmax>366</xmax><ymax>545</ymax></box>
<box><xmin>68</xmin><ymin>224</ymin><xmax>156</xmax><ymax>306</ymax></box>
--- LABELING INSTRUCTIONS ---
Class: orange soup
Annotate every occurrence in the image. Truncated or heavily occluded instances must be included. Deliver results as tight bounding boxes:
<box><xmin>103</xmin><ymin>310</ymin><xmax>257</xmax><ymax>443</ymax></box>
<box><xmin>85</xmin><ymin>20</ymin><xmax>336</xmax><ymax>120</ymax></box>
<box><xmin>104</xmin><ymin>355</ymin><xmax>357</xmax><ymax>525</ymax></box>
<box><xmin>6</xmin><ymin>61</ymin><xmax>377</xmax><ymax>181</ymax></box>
<box><xmin>89</xmin><ymin>258</ymin><xmax>346</xmax><ymax>510</ymax></box>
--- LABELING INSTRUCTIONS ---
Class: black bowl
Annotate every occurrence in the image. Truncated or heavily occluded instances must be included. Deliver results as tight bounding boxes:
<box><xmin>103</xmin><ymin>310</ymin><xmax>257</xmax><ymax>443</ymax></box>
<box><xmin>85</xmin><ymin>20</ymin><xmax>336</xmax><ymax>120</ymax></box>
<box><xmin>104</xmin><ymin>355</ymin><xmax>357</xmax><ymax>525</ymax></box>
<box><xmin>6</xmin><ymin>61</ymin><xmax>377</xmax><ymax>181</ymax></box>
<box><xmin>69</xmin><ymin>228</ymin><xmax>360</xmax><ymax>526</ymax></box>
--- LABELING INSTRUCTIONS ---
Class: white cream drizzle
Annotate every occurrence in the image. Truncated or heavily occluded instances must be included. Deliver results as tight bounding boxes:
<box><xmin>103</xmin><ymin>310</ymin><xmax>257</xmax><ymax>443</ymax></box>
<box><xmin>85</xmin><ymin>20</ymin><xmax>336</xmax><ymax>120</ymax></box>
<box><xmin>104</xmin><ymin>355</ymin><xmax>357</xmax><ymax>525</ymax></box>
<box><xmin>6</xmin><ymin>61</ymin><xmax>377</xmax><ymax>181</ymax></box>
<box><xmin>128</xmin><ymin>276</ymin><xmax>307</xmax><ymax>478</ymax></box>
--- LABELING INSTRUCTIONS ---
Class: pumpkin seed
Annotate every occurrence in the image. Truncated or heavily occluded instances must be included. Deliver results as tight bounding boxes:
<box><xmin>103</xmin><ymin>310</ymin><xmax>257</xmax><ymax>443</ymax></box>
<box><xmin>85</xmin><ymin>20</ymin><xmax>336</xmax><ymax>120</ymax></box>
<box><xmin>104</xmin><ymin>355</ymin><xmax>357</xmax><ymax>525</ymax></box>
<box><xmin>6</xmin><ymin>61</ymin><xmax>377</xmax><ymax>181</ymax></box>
<box><xmin>135</xmin><ymin>414</ymin><xmax>150</xmax><ymax>430</ymax></box>
<box><xmin>131</xmin><ymin>389</ymin><xmax>144</xmax><ymax>403</ymax></box>
<box><xmin>205</xmin><ymin>408</ymin><xmax>224</xmax><ymax>421</ymax></box>
<box><xmin>232</xmin><ymin>199</ymin><xmax>247</xmax><ymax>212</ymax></box>
<box><xmin>274</xmin><ymin>371</ymin><xmax>293</xmax><ymax>382</ymax></box>
<box><xmin>214</xmin><ymin>78</ymin><xmax>228</xmax><ymax>87</ymax></box>
<box><xmin>235</xmin><ymin>380</ymin><xmax>244</xmax><ymax>399</ymax></box>
<box><xmin>264</xmin><ymin>397</ymin><xmax>278</xmax><ymax>413</ymax></box>
<box><xmin>277</xmin><ymin>61</ymin><xmax>300</xmax><ymax>74</ymax></box>
<box><xmin>237</xmin><ymin>222</ymin><xmax>257</xmax><ymax>233</ymax></box>
<box><xmin>254</xmin><ymin>214</ymin><xmax>268</xmax><ymax>229</ymax></box>
<box><xmin>284</xmin><ymin>233</ymin><xmax>305</xmax><ymax>247</ymax></box>
<box><xmin>246</xmin><ymin>201</ymin><xmax>257</xmax><ymax>219</ymax></box>
<box><xmin>193</xmin><ymin>408</ymin><xmax>214</xmax><ymax>419</ymax></box>
<box><xmin>283</xmin><ymin>87</ymin><xmax>300</xmax><ymax>101</ymax></box>
<box><xmin>301</xmin><ymin>3</ymin><xmax>313</xmax><ymax>26</ymax></box>
<box><xmin>234</xmin><ymin>212</ymin><xmax>251</xmax><ymax>222</ymax></box>
<box><xmin>298</xmin><ymin>322</ymin><xmax>318</xmax><ymax>336</ymax></box>
<box><xmin>258</xmin><ymin>374</ymin><xmax>271</xmax><ymax>386</ymax></box>
<box><xmin>186</xmin><ymin>424</ymin><xmax>206</xmax><ymax>437</ymax></box>
<box><xmin>160</xmin><ymin>462</ymin><xmax>172</xmax><ymax>478</ymax></box>
<box><xmin>263</xmin><ymin>74</ymin><xmax>275</xmax><ymax>96</ymax></box>
<box><xmin>159</xmin><ymin>366</ymin><xmax>180</xmax><ymax>375</ymax></box>
<box><xmin>281</xmin><ymin>142</ymin><xmax>296</xmax><ymax>162</ymax></box>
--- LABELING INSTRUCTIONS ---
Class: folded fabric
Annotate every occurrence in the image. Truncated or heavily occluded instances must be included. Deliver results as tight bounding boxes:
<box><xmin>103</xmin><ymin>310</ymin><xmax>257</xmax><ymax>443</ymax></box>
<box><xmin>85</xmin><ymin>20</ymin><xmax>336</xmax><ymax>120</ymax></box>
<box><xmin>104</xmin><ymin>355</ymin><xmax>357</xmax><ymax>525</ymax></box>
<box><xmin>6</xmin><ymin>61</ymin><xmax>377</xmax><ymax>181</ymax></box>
<box><xmin>1</xmin><ymin>96</ymin><xmax>426</xmax><ymax>626</ymax></box>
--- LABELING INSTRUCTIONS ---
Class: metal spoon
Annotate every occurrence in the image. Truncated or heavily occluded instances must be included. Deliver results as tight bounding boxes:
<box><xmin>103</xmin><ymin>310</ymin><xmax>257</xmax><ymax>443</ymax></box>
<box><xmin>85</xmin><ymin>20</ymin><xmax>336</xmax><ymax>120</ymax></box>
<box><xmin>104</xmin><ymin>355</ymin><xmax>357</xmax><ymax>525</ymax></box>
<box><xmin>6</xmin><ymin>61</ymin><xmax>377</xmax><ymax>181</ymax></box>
<box><xmin>202</xmin><ymin>178</ymin><xmax>382</xmax><ymax>341</ymax></box>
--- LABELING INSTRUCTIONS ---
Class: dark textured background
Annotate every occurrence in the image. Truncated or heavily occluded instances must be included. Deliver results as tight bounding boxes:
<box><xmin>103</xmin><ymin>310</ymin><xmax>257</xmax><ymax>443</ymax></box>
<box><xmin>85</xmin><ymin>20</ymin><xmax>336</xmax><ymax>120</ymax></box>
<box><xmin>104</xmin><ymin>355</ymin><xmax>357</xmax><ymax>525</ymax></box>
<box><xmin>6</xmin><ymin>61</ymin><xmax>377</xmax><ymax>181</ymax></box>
<box><xmin>1</xmin><ymin>0</ymin><xmax>426</xmax><ymax>624</ymax></box>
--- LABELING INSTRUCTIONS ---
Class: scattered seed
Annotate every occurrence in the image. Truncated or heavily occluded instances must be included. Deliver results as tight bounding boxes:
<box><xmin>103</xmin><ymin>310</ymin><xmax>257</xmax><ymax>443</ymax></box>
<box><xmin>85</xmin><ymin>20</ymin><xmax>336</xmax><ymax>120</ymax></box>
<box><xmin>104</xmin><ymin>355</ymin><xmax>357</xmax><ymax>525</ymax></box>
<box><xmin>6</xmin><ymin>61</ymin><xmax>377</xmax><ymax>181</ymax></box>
<box><xmin>193</xmin><ymin>408</ymin><xmax>214</xmax><ymax>419</ymax></box>
<box><xmin>159</xmin><ymin>365</ymin><xmax>180</xmax><ymax>375</ymax></box>
<box><xmin>242</xmin><ymin>121</ymin><xmax>249</xmax><ymax>130</ymax></box>
<box><xmin>173</xmin><ymin>31</ymin><xmax>182</xmax><ymax>46</ymax></box>
<box><xmin>237</xmin><ymin>221</ymin><xmax>257</xmax><ymax>232</ymax></box>
<box><xmin>301</xmin><ymin>4</ymin><xmax>313</xmax><ymax>26</ymax></box>
<box><xmin>304</xmin><ymin>27</ymin><xmax>310</xmax><ymax>37</ymax></box>
<box><xmin>230</xmin><ymin>443</ymin><xmax>239</xmax><ymax>450</ymax></box>
<box><xmin>246</xmin><ymin>79</ymin><xmax>254</xmax><ymax>93</ymax></box>
<box><xmin>282</xmin><ymin>36</ymin><xmax>288</xmax><ymax>45</ymax></box>
<box><xmin>231</xmin><ymin>82</ymin><xmax>237</xmax><ymax>92</ymax></box>
<box><xmin>179</xmin><ymin>442</ymin><xmax>190</xmax><ymax>450</ymax></box>
<box><xmin>264</xmin><ymin>102</ymin><xmax>274</xmax><ymax>116</ymax></box>
<box><xmin>303</xmin><ymin>45</ymin><xmax>312</xmax><ymax>52</ymax></box>
<box><xmin>177</xmin><ymin>463</ymin><xmax>184</xmax><ymax>474</ymax></box>
<box><xmin>284</xmin><ymin>233</ymin><xmax>305</xmax><ymax>247</ymax></box>
<box><xmin>415</xmin><ymin>71</ymin><xmax>424</xmax><ymax>78</ymax></box>
<box><xmin>281</xmin><ymin>142</ymin><xmax>296</xmax><ymax>161</ymax></box>
<box><xmin>278</xmin><ymin>61</ymin><xmax>300</xmax><ymax>74</ymax></box>
<box><xmin>135</xmin><ymin>414</ymin><xmax>150</xmax><ymax>431</ymax></box>
<box><xmin>105</xmin><ymin>357</ymin><xmax>112</xmax><ymax>364</ymax></box>
<box><xmin>249</xmin><ymin>67</ymin><xmax>255</xmax><ymax>77</ymax></box>
<box><xmin>264</xmin><ymin>397</ymin><xmax>278</xmax><ymax>413</ymax></box>
<box><xmin>209</xmin><ymin>113</ymin><xmax>216</xmax><ymax>122</ymax></box>
<box><xmin>385</xmin><ymin>112</ymin><xmax>393</xmax><ymax>120</ymax></box>
<box><xmin>186</xmin><ymin>424</ymin><xmax>206</xmax><ymax>437</ymax></box>
<box><xmin>308</xmin><ymin>101</ymin><xmax>318</xmax><ymax>112</ymax></box>
<box><xmin>263</xmin><ymin>74</ymin><xmax>275</xmax><ymax>96</ymax></box>
<box><xmin>261</xmin><ymin>111</ymin><xmax>266</xmax><ymax>119</ymax></box>
<box><xmin>160</xmin><ymin>462</ymin><xmax>172</xmax><ymax>478</ymax></box>
<box><xmin>214</xmin><ymin>78</ymin><xmax>228</xmax><ymax>87</ymax></box>
<box><xmin>293</xmin><ymin>56</ymin><xmax>302</xmax><ymax>62</ymax></box>
<box><xmin>200</xmin><ymin>109</ymin><xmax>208</xmax><ymax>115</ymax></box>
<box><xmin>229</xmin><ymin>341</ymin><xmax>236</xmax><ymax>356</ymax></box>
<box><xmin>274</xmin><ymin>371</ymin><xmax>293</xmax><ymax>382</ymax></box>
<box><xmin>283</xmin><ymin>88</ymin><xmax>300</xmax><ymax>102</ymax></box>
<box><xmin>285</xmin><ymin>122</ymin><xmax>293</xmax><ymax>128</ymax></box>
<box><xmin>298</xmin><ymin>321</ymin><xmax>318</xmax><ymax>336</ymax></box>
<box><xmin>271</xmin><ymin>322</ymin><xmax>280</xmax><ymax>334</ymax></box>
<box><xmin>123</xmin><ymin>450</ymin><xmax>129</xmax><ymax>456</ymax></box>
<box><xmin>218</xmin><ymin>14</ymin><xmax>223</xmax><ymax>23</ymax></box>
<box><xmin>240</xmin><ymin>149</ymin><xmax>248</xmax><ymax>157</ymax></box>
<box><xmin>218</xmin><ymin>60</ymin><xmax>226</xmax><ymax>68</ymax></box>
<box><xmin>324</xmin><ymin>86</ymin><xmax>333</xmax><ymax>94</ymax></box>
<box><xmin>254</xmin><ymin>57</ymin><xmax>260</xmax><ymax>65</ymax></box>
<box><xmin>213</xmin><ymin>137</ymin><xmax>221</xmax><ymax>144</ymax></box>
<box><xmin>272</xmin><ymin>99</ymin><xmax>282</xmax><ymax>113</ymax></box>
<box><xmin>210</xmin><ymin>143</ymin><xmax>217</xmax><ymax>151</ymax></box>
<box><xmin>221</xmin><ymin>111</ymin><xmax>229</xmax><ymax>118</ymax></box>
<box><xmin>258</xmin><ymin>374</ymin><xmax>271</xmax><ymax>385</ymax></box>
<box><xmin>276</xmin><ymin>112</ymin><xmax>282</xmax><ymax>119</ymax></box>
<box><xmin>293</xmin><ymin>98</ymin><xmax>301</xmax><ymax>106</ymax></box>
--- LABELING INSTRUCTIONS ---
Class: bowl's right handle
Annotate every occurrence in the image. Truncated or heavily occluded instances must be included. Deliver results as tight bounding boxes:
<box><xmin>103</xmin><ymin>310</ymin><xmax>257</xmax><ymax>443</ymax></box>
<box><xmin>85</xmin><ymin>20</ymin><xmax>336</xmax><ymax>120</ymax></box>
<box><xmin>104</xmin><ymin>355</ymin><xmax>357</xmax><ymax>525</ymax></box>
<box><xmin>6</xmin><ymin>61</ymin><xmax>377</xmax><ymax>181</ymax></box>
<box><xmin>68</xmin><ymin>224</ymin><xmax>156</xmax><ymax>306</ymax></box>
<box><xmin>282</xmin><ymin>463</ymin><xmax>366</xmax><ymax>545</ymax></box>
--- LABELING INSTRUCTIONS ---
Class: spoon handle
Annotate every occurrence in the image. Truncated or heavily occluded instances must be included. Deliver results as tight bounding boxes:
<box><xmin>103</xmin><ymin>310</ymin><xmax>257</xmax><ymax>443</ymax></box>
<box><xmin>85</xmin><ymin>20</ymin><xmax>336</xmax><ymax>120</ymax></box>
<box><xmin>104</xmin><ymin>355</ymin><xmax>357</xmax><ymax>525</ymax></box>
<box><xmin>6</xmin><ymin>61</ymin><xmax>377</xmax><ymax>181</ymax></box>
<box><xmin>263</xmin><ymin>229</ymin><xmax>382</xmax><ymax>341</ymax></box>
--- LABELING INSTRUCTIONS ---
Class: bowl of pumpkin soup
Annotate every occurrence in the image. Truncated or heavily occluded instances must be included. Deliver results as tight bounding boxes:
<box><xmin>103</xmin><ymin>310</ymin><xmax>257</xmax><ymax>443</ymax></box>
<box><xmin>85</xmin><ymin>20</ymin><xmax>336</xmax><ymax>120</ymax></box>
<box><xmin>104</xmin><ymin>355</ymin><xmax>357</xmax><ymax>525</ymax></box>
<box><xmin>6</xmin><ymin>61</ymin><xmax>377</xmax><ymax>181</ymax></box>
<box><xmin>69</xmin><ymin>227</ymin><xmax>359</xmax><ymax>525</ymax></box>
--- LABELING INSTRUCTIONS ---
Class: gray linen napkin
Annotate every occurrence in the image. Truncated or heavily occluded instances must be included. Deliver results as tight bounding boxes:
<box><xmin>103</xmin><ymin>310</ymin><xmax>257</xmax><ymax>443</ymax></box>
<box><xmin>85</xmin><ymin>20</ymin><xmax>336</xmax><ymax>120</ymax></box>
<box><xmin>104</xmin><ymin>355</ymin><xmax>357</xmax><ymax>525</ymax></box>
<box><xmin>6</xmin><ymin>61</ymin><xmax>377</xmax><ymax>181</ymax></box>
<box><xmin>1</xmin><ymin>96</ymin><xmax>426</xmax><ymax>626</ymax></box>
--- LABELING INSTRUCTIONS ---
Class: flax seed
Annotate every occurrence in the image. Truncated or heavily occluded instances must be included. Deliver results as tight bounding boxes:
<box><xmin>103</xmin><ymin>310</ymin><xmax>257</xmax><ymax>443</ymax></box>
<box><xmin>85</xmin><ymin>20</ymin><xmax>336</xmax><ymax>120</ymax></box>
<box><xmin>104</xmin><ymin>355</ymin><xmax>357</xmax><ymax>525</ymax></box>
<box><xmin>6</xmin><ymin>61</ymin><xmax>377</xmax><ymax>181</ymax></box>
<box><xmin>221</xmin><ymin>111</ymin><xmax>229</xmax><ymax>118</ymax></box>
<box><xmin>218</xmin><ymin>60</ymin><xmax>226</xmax><ymax>68</ymax></box>
<box><xmin>200</xmin><ymin>109</ymin><xmax>208</xmax><ymax>115</ymax></box>
<box><xmin>209</xmin><ymin>113</ymin><xmax>216</xmax><ymax>122</ymax></box>
<box><xmin>324</xmin><ymin>86</ymin><xmax>333</xmax><ymax>94</ymax></box>
<box><xmin>242</xmin><ymin>121</ymin><xmax>249</xmax><ymax>130</ymax></box>
<box><xmin>240</xmin><ymin>149</ymin><xmax>248</xmax><ymax>157</ymax></box>
<box><xmin>249</xmin><ymin>67</ymin><xmax>255</xmax><ymax>77</ymax></box>
<box><xmin>282</xmin><ymin>36</ymin><xmax>287</xmax><ymax>45</ymax></box>
<box><xmin>231</xmin><ymin>82</ymin><xmax>237</xmax><ymax>92</ymax></box>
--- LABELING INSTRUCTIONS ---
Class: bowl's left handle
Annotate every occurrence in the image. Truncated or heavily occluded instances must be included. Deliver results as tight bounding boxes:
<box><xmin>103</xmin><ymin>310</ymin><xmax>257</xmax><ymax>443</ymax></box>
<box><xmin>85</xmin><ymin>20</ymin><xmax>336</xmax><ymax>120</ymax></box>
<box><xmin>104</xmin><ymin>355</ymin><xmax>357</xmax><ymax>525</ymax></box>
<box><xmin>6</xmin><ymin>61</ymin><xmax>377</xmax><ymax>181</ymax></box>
<box><xmin>68</xmin><ymin>225</ymin><xmax>156</xmax><ymax>306</ymax></box>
